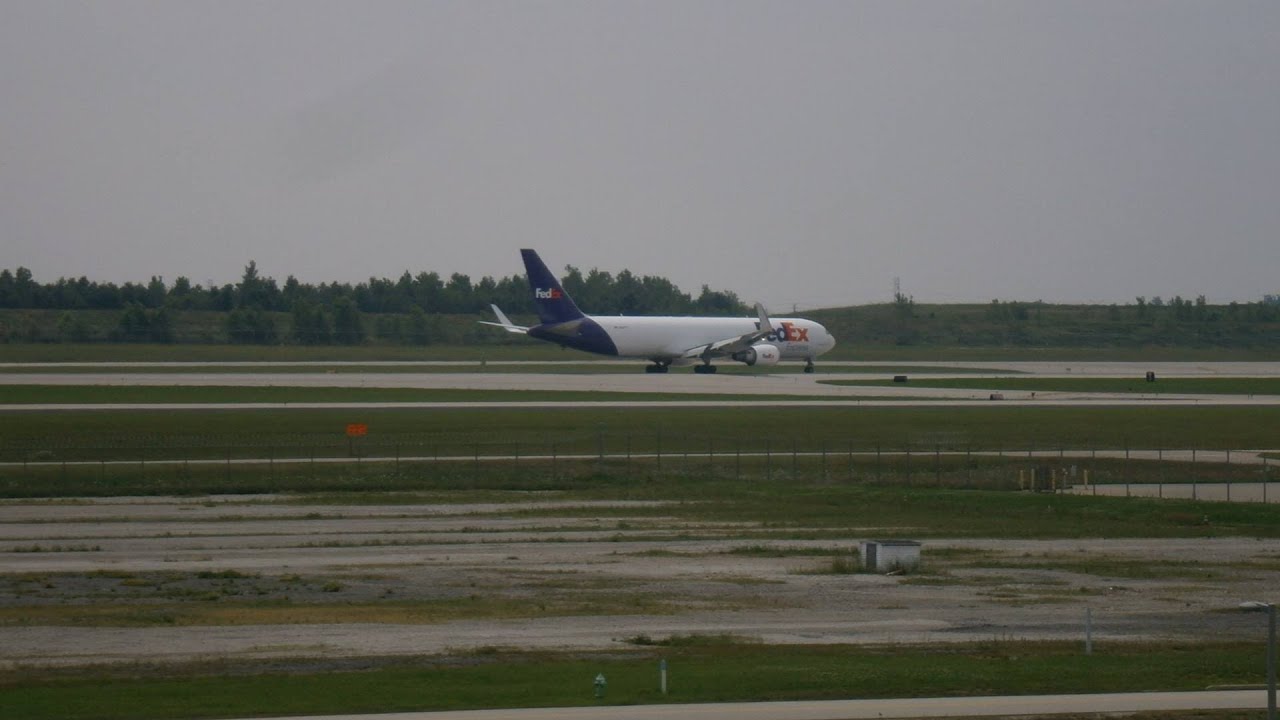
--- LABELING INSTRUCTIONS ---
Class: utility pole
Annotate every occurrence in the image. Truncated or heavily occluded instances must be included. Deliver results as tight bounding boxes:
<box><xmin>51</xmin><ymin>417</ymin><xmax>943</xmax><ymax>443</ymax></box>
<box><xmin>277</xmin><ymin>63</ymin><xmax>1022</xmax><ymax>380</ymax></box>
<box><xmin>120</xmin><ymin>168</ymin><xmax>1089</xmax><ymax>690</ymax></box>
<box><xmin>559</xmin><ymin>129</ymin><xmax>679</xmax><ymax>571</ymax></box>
<box><xmin>1269</xmin><ymin>603</ymin><xmax>1276</xmax><ymax>720</ymax></box>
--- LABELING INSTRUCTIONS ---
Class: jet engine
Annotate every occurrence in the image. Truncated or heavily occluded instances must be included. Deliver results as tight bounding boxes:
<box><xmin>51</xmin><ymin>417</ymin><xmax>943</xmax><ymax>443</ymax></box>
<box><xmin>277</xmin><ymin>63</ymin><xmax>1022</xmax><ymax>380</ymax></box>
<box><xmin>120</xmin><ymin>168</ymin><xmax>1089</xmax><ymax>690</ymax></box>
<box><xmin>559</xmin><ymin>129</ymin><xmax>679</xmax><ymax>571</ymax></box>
<box><xmin>733</xmin><ymin>343</ymin><xmax>780</xmax><ymax>366</ymax></box>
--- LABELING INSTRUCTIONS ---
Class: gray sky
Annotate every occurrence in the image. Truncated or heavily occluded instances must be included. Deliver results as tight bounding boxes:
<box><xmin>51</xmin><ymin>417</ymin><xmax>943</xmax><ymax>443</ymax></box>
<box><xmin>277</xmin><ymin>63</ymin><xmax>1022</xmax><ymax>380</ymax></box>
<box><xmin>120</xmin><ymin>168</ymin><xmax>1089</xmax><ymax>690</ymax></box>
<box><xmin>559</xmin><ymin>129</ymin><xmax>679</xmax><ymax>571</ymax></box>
<box><xmin>2</xmin><ymin>1</ymin><xmax>1278</xmax><ymax>309</ymax></box>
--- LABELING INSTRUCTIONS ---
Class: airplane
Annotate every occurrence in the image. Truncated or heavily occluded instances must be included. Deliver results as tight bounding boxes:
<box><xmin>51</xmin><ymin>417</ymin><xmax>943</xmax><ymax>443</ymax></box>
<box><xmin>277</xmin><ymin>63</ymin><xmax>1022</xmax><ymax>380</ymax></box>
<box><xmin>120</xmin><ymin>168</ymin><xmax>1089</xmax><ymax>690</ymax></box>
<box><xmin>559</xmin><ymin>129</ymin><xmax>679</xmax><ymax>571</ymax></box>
<box><xmin>481</xmin><ymin>249</ymin><xmax>836</xmax><ymax>373</ymax></box>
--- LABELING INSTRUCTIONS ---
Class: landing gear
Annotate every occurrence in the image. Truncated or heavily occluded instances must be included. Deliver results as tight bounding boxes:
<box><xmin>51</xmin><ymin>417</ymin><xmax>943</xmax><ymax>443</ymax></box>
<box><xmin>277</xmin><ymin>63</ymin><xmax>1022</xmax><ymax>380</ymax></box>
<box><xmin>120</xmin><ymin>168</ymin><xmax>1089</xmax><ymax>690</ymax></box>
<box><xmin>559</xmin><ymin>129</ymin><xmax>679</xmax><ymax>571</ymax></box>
<box><xmin>804</xmin><ymin>358</ymin><xmax>816</xmax><ymax>374</ymax></box>
<box><xmin>645</xmin><ymin>361</ymin><xmax>670</xmax><ymax>374</ymax></box>
<box><xmin>693</xmin><ymin>363</ymin><xmax>718</xmax><ymax>374</ymax></box>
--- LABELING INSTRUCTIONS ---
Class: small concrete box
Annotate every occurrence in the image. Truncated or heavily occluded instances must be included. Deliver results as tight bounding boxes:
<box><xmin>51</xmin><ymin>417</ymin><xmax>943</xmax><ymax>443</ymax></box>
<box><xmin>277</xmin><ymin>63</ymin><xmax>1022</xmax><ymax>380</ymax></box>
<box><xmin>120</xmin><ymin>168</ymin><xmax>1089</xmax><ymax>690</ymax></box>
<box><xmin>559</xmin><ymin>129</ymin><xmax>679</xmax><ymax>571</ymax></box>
<box><xmin>860</xmin><ymin>540</ymin><xmax>921</xmax><ymax>573</ymax></box>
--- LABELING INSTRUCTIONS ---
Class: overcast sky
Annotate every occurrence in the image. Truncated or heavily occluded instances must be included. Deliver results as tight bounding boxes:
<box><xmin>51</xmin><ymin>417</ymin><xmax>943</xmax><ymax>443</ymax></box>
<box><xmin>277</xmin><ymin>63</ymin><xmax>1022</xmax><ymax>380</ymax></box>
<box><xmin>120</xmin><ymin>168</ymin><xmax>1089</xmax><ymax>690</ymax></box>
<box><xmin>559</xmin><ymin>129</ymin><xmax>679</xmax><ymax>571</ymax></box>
<box><xmin>2</xmin><ymin>1</ymin><xmax>1277</xmax><ymax>309</ymax></box>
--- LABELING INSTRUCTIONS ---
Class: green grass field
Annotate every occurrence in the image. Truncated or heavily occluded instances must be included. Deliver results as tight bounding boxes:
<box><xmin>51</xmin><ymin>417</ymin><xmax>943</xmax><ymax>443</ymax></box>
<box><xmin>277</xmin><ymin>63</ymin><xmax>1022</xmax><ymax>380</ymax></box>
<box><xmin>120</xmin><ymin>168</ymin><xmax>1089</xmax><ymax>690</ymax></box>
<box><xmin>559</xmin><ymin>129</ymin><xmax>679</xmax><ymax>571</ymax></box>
<box><xmin>3</xmin><ymin>340</ymin><xmax>1279</xmax><ymax>363</ymax></box>
<box><xmin>0</xmin><ymin>641</ymin><xmax>1267</xmax><ymax>720</ymax></box>
<box><xmin>4</xmin><ymin>403</ymin><xmax>1277</xmax><ymax>511</ymax></box>
<box><xmin>2</xmin><ymin>459</ymin><xmax>1276</xmax><ymax>537</ymax></box>
<box><xmin>0</xmin><ymin>341</ymin><xmax>559</xmax><ymax>363</ymax></box>
<box><xmin>0</xmin><ymin>385</ymin><xmax>838</xmax><ymax>405</ymax></box>
<box><xmin>5</xmin><ymin>406</ymin><xmax>1279</xmax><ymax>460</ymax></box>
<box><xmin>823</xmin><ymin>377</ymin><xmax>1280</xmax><ymax>395</ymax></box>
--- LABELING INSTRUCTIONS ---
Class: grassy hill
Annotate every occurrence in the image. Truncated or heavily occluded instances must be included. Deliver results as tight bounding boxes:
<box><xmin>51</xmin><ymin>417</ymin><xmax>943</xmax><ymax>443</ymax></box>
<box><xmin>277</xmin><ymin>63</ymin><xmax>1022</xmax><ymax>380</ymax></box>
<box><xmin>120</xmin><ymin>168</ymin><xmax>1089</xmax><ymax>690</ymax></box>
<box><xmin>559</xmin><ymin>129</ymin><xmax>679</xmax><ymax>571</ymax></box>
<box><xmin>807</xmin><ymin>300</ymin><xmax>1280</xmax><ymax>358</ymax></box>
<box><xmin>2</xmin><ymin>300</ymin><xmax>1279</xmax><ymax>361</ymax></box>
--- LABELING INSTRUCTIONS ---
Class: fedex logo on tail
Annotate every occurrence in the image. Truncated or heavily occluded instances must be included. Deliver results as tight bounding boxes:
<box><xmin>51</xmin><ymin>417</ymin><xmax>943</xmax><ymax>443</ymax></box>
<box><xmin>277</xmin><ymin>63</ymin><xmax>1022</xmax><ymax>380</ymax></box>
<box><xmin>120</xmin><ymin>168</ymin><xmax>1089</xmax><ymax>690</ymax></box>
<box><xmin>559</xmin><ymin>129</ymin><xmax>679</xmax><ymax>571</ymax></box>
<box><xmin>770</xmin><ymin>322</ymin><xmax>809</xmax><ymax>343</ymax></box>
<box><xmin>534</xmin><ymin>288</ymin><xmax>563</xmax><ymax>300</ymax></box>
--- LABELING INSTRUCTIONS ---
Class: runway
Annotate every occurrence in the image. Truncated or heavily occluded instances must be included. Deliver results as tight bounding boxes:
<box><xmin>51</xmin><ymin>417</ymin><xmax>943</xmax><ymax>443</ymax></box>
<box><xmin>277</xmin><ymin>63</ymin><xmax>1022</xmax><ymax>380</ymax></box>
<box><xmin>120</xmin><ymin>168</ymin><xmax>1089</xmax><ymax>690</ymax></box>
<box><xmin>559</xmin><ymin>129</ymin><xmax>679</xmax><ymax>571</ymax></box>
<box><xmin>4</xmin><ymin>360</ymin><xmax>1280</xmax><ymax>375</ymax></box>
<box><xmin>217</xmin><ymin>690</ymin><xmax>1269</xmax><ymax>720</ymax></box>
<box><xmin>3</xmin><ymin>359</ymin><xmax>1280</xmax><ymax>407</ymax></box>
<box><xmin>8</xmin><ymin>398</ymin><xmax>1280</xmax><ymax>411</ymax></box>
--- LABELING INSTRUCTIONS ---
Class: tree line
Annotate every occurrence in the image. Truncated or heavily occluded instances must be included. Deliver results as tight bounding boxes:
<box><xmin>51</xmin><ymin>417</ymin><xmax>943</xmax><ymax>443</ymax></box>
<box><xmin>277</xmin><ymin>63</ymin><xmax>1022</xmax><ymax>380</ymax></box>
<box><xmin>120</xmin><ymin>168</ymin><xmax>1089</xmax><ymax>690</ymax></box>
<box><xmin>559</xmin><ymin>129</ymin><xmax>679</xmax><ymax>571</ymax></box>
<box><xmin>0</xmin><ymin>263</ymin><xmax>746</xmax><ymax>315</ymax></box>
<box><xmin>806</xmin><ymin>295</ymin><xmax>1280</xmax><ymax>350</ymax></box>
<box><xmin>4</xmin><ymin>263</ymin><xmax>1277</xmax><ymax>348</ymax></box>
<box><xmin>0</xmin><ymin>262</ymin><xmax>749</xmax><ymax>345</ymax></box>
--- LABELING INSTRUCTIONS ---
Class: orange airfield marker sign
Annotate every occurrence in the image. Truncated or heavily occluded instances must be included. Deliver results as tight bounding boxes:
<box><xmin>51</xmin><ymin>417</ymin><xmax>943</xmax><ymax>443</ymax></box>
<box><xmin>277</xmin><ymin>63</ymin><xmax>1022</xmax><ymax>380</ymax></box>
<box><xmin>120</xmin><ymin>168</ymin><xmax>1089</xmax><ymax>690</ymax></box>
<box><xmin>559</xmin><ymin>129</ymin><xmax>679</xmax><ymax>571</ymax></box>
<box><xmin>346</xmin><ymin>423</ymin><xmax>368</xmax><ymax>438</ymax></box>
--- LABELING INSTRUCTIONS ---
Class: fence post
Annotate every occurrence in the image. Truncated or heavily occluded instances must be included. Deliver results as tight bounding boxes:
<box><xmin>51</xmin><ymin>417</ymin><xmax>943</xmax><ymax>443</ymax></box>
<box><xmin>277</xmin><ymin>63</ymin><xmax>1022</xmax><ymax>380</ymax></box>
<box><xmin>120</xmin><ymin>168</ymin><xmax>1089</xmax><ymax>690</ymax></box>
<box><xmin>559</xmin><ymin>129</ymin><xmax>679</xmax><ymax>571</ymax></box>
<box><xmin>735</xmin><ymin>438</ymin><xmax>741</xmax><ymax>481</ymax></box>
<box><xmin>656</xmin><ymin>430</ymin><xmax>662</xmax><ymax>473</ymax></box>
<box><xmin>935</xmin><ymin>444</ymin><xmax>941</xmax><ymax>486</ymax></box>
<box><xmin>766</xmin><ymin>438</ymin><xmax>772</xmax><ymax>481</ymax></box>
<box><xmin>822</xmin><ymin>442</ymin><xmax>827</xmax><ymax>482</ymax></box>
<box><xmin>1125</xmin><ymin>444</ymin><xmax>1131</xmax><ymax>489</ymax></box>
<box><xmin>1158</xmin><ymin>447</ymin><xmax>1163</xmax><ymax>499</ymax></box>
<box><xmin>1085</xmin><ymin>607</ymin><xmax>1093</xmax><ymax>655</ymax></box>
<box><xmin>876</xmin><ymin>444</ymin><xmax>881</xmax><ymax>483</ymax></box>
<box><xmin>792</xmin><ymin>438</ymin><xmax>797</xmax><ymax>479</ymax></box>
<box><xmin>1223</xmin><ymin>448</ymin><xmax>1233</xmax><ymax>499</ymax></box>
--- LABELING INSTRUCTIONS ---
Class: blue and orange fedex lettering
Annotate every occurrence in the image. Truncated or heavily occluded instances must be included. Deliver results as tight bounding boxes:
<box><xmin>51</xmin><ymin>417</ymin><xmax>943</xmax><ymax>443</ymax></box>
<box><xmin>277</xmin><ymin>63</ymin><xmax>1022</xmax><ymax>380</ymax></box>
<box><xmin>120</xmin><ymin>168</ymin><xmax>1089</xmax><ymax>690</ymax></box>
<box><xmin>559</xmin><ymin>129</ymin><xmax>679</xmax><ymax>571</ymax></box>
<box><xmin>772</xmin><ymin>322</ymin><xmax>809</xmax><ymax>343</ymax></box>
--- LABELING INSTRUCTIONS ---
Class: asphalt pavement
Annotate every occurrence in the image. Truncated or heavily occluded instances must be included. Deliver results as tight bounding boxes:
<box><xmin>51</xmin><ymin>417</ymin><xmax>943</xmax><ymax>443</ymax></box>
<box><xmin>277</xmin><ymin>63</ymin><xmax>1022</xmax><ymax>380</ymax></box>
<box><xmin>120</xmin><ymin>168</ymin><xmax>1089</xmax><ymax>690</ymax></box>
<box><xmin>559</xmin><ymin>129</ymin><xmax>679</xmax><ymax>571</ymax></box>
<box><xmin>220</xmin><ymin>690</ymin><xmax>1268</xmax><ymax>720</ymax></box>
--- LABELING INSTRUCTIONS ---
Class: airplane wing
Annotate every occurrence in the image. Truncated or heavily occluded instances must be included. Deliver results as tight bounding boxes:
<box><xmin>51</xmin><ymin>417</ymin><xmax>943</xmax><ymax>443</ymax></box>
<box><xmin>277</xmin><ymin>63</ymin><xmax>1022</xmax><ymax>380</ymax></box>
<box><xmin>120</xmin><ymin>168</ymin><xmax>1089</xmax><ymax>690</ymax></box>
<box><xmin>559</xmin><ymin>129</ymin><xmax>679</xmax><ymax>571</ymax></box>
<box><xmin>681</xmin><ymin>303</ymin><xmax>776</xmax><ymax>359</ymax></box>
<box><xmin>477</xmin><ymin>304</ymin><xmax>530</xmax><ymax>334</ymax></box>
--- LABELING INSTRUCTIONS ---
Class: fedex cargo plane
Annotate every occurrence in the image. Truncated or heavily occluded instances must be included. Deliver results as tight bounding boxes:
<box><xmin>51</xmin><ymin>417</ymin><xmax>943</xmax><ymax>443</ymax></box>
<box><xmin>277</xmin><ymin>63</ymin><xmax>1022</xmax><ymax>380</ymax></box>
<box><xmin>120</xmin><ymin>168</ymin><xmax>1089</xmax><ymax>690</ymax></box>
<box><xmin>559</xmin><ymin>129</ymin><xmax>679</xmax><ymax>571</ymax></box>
<box><xmin>482</xmin><ymin>249</ymin><xmax>836</xmax><ymax>374</ymax></box>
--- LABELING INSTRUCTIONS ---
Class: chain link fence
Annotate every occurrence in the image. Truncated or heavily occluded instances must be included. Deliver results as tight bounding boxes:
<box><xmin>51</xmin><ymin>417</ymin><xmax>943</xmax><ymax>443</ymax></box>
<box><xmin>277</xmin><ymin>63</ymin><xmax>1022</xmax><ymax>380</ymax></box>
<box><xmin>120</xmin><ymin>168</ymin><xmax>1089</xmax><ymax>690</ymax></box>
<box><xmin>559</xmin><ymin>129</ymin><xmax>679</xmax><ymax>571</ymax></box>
<box><xmin>1</xmin><ymin>429</ymin><xmax>1274</xmax><ymax>500</ymax></box>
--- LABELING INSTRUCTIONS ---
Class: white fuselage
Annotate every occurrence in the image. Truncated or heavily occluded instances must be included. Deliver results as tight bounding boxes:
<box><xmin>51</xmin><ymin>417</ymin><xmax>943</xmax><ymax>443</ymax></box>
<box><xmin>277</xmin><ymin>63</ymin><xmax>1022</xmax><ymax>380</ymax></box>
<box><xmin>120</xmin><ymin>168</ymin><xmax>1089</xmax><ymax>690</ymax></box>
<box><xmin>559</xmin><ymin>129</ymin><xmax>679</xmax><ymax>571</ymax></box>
<box><xmin>589</xmin><ymin>315</ymin><xmax>835</xmax><ymax>363</ymax></box>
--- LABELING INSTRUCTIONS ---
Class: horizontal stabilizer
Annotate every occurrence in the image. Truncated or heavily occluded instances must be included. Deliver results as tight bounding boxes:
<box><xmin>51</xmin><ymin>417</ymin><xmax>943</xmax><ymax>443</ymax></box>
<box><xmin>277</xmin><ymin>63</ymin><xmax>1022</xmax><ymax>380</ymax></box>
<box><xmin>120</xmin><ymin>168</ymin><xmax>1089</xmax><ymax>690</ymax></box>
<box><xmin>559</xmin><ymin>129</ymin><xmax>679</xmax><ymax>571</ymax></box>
<box><xmin>478</xmin><ymin>304</ymin><xmax>529</xmax><ymax>334</ymax></box>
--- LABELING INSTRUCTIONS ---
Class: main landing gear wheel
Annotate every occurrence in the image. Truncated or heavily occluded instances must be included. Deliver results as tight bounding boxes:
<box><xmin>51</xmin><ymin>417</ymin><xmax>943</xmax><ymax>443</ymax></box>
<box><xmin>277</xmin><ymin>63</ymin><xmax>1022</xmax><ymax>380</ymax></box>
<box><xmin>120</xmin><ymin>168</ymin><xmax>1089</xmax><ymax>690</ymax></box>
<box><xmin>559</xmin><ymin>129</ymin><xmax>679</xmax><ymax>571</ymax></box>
<box><xmin>804</xmin><ymin>359</ymin><xmax>816</xmax><ymax>374</ymax></box>
<box><xmin>645</xmin><ymin>362</ymin><xmax>670</xmax><ymax>374</ymax></box>
<box><xmin>694</xmin><ymin>364</ymin><xmax>718</xmax><ymax>374</ymax></box>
